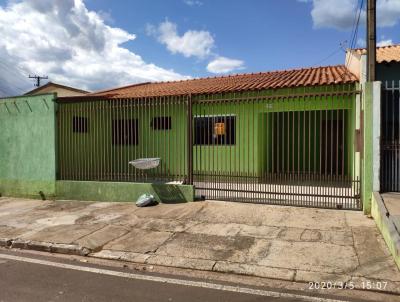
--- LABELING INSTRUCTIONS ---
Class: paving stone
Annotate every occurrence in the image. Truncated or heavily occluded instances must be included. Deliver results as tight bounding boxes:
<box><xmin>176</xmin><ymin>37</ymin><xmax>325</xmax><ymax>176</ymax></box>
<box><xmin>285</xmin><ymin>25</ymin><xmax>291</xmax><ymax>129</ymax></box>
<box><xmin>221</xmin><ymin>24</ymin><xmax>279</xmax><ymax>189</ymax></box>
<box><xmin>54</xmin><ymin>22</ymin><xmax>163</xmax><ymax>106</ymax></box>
<box><xmin>20</xmin><ymin>224</ymin><xmax>104</xmax><ymax>244</ymax></box>
<box><xmin>352</xmin><ymin>226</ymin><xmax>392</xmax><ymax>265</ymax></box>
<box><xmin>119</xmin><ymin>252</ymin><xmax>151</xmax><ymax>264</ymax></box>
<box><xmin>194</xmin><ymin>202</ymin><xmax>286</xmax><ymax>226</ymax></box>
<box><xmin>258</xmin><ymin>241</ymin><xmax>359</xmax><ymax>274</ymax></box>
<box><xmin>35</xmin><ymin>200</ymin><xmax>93</xmax><ymax>212</ymax></box>
<box><xmin>300</xmin><ymin>229</ymin><xmax>323</xmax><ymax>241</ymax></box>
<box><xmin>238</xmin><ymin>225</ymin><xmax>281</xmax><ymax>239</ymax></box>
<box><xmin>272</xmin><ymin>207</ymin><xmax>347</xmax><ymax>230</ymax></box>
<box><xmin>0</xmin><ymin>238</ymin><xmax>12</xmax><ymax>247</ymax></box>
<box><xmin>322</xmin><ymin>229</ymin><xmax>354</xmax><ymax>246</ymax></box>
<box><xmin>213</xmin><ymin>262</ymin><xmax>295</xmax><ymax>281</ymax></box>
<box><xmin>135</xmin><ymin>218</ymin><xmax>195</xmax><ymax>233</ymax></box>
<box><xmin>277</xmin><ymin>227</ymin><xmax>304</xmax><ymax>241</ymax></box>
<box><xmin>90</xmin><ymin>250</ymin><xmax>125</xmax><ymax>260</ymax></box>
<box><xmin>26</xmin><ymin>241</ymin><xmax>52</xmax><ymax>252</ymax></box>
<box><xmin>344</xmin><ymin>212</ymin><xmax>376</xmax><ymax>228</ymax></box>
<box><xmin>186</xmin><ymin>223</ymin><xmax>242</xmax><ymax>237</ymax></box>
<box><xmin>50</xmin><ymin>243</ymin><xmax>90</xmax><ymax>256</ymax></box>
<box><xmin>104</xmin><ymin>229</ymin><xmax>172</xmax><ymax>254</ymax></box>
<box><xmin>134</xmin><ymin>202</ymin><xmax>204</xmax><ymax>220</ymax></box>
<box><xmin>0</xmin><ymin>225</ymin><xmax>29</xmax><ymax>239</ymax></box>
<box><xmin>352</xmin><ymin>258</ymin><xmax>400</xmax><ymax>282</ymax></box>
<box><xmin>295</xmin><ymin>270</ymin><xmax>351</xmax><ymax>283</ymax></box>
<box><xmin>74</xmin><ymin>225</ymin><xmax>130</xmax><ymax>251</ymax></box>
<box><xmin>277</xmin><ymin>227</ymin><xmax>353</xmax><ymax>246</ymax></box>
<box><xmin>75</xmin><ymin>203</ymin><xmax>138</xmax><ymax>225</ymax></box>
<box><xmin>155</xmin><ymin>232</ymin><xmax>270</xmax><ymax>263</ymax></box>
<box><xmin>90</xmin><ymin>250</ymin><xmax>151</xmax><ymax>264</ymax></box>
<box><xmin>146</xmin><ymin>255</ymin><xmax>215</xmax><ymax>270</ymax></box>
<box><xmin>10</xmin><ymin>239</ymin><xmax>29</xmax><ymax>249</ymax></box>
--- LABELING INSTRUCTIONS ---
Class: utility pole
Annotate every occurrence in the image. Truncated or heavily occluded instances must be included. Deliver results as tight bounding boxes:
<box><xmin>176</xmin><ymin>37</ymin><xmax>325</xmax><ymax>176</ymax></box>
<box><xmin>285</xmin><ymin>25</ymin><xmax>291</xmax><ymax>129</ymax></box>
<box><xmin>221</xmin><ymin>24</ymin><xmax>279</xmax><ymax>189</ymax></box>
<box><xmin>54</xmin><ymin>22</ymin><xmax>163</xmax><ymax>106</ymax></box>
<box><xmin>29</xmin><ymin>75</ymin><xmax>48</xmax><ymax>87</ymax></box>
<box><xmin>366</xmin><ymin>0</ymin><xmax>376</xmax><ymax>82</ymax></box>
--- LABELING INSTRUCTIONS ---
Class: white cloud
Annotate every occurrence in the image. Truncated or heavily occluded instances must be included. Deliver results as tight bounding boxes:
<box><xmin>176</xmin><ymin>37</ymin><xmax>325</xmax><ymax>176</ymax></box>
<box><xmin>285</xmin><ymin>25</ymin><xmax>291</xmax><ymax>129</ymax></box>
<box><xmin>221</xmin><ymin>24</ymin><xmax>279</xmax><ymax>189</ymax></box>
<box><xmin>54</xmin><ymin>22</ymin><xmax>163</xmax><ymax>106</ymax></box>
<box><xmin>310</xmin><ymin>0</ymin><xmax>363</xmax><ymax>30</ymax></box>
<box><xmin>377</xmin><ymin>0</ymin><xmax>400</xmax><ymax>27</ymax></box>
<box><xmin>298</xmin><ymin>0</ymin><xmax>400</xmax><ymax>30</ymax></box>
<box><xmin>0</xmin><ymin>0</ymin><xmax>188</xmax><ymax>97</ymax></box>
<box><xmin>148</xmin><ymin>20</ymin><xmax>245</xmax><ymax>74</ymax></box>
<box><xmin>207</xmin><ymin>56</ymin><xmax>245</xmax><ymax>74</ymax></box>
<box><xmin>377</xmin><ymin>39</ymin><xmax>393</xmax><ymax>47</ymax></box>
<box><xmin>150</xmin><ymin>20</ymin><xmax>214</xmax><ymax>59</ymax></box>
<box><xmin>183</xmin><ymin>0</ymin><xmax>203</xmax><ymax>6</ymax></box>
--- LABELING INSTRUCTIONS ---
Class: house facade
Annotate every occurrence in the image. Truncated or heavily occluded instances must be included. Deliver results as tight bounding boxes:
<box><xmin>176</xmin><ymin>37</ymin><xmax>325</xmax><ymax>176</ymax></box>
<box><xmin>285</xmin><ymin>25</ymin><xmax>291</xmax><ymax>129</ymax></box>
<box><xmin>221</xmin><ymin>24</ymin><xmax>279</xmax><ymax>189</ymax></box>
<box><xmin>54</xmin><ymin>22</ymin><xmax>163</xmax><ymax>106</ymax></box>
<box><xmin>54</xmin><ymin>65</ymin><xmax>361</xmax><ymax>209</ymax></box>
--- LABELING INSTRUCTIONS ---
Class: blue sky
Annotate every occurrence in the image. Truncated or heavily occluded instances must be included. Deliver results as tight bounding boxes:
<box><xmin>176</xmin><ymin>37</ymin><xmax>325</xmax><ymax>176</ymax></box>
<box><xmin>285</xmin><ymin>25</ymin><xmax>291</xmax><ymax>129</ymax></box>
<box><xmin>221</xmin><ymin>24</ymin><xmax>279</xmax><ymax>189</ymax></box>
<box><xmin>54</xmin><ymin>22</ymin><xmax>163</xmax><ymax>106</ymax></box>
<box><xmin>84</xmin><ymin>0</ymin><xmax>400</xmax><ymax>75</ymax></box>
<box><xmin>0</xmin><ymin>0</ymin><xmax>399</xmax><ymax>96</ymax></box>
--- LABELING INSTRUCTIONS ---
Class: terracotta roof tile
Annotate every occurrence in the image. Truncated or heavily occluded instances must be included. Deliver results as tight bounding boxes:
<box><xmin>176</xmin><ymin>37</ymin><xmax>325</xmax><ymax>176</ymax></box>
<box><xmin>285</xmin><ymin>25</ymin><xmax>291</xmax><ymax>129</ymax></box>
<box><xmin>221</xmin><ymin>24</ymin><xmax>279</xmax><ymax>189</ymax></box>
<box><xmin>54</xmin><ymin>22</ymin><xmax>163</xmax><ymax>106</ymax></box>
<box><xmin>352</xmin><ymin>44</ymin><xmax>400</xmax><ymax>63</ymax></box>
<box><xmin>84</xmin><ymin>65</ymin><xmax>356</xmax><ymax>99</ymax></box>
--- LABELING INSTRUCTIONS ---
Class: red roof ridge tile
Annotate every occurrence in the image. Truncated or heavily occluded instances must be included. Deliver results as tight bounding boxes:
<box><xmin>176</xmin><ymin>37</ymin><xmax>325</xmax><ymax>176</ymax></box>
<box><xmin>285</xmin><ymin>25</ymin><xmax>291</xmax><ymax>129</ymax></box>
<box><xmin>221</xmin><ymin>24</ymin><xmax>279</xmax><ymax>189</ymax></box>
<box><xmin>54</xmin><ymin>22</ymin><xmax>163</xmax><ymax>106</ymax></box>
<box><xmin>86</xmin><ymin>81</ymin><xmax>152</xmax><ymax>96</ymax></box>
<box><xmin>71</xmin><ymin>65</ymin><xmax>357</xmax><ymax>100</ymax></box>
<box><xmin>350</xmin><ymin>43</ymin><xmax>400</xmax><ymax>52</ymax></box>
<box><xmin>140</xmin><ymin>64</ymin><xmax>348</xmax><ymax>86</ymax></box>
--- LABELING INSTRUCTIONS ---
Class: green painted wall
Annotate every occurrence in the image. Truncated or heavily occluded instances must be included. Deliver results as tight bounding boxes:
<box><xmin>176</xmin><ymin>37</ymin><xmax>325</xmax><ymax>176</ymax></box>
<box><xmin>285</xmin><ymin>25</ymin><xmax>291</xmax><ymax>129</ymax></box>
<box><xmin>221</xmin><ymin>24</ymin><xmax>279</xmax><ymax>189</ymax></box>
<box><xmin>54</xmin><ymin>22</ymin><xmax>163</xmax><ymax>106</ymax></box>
<box><xmin>56</xmin><ymin>180</ymin><xmax>194</xmax><ymax>203</ymax></box>
<box><xmin>361</xmin><ymin>83</ymin><xmax>374</xmax><ymax>213</ymax></box>
<box><xmin>193</xmin><ymin>85</ymin><xmax>357</xmax><ymax>178</ymax></box>
<box><xmin>0</xmin><ymin>94</ymin><xmax>57</xmax><ymax>199</ymax></box>
<box><xmin>57</xmin><ymin>84</ymin><xmax>358</xmax><ymax>181</ymax></box>
<box><xmin>58</xmin><ymin>101</ymin><xmax>188</xmax><ymax>180</ymax></box>
<box><xmin>371</xmin><ymin>192</ymin><xmax>400</xmax><ymax>269</ymax></box>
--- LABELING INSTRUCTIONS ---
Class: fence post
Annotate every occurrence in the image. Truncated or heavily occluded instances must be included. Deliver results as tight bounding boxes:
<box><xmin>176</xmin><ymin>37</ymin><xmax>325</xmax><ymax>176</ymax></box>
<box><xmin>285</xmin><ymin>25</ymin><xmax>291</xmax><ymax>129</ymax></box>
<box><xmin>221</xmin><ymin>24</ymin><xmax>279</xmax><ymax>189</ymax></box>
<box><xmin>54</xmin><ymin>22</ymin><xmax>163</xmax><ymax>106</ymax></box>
<box><xmin>187</xmin><ymin>94</ymin><xmax>193</xmax><ymax>185</ymax></box>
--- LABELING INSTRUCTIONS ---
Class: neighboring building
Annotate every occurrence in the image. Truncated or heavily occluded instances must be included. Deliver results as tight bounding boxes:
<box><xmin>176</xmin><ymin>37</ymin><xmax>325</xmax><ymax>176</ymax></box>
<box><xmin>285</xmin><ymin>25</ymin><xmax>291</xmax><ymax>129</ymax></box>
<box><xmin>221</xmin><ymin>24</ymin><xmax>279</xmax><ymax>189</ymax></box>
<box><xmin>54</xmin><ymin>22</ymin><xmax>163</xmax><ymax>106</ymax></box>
<box><xmin>346</xmin><ymin>44</ymin><xmax>400</xmax><ymax>193</ymax></box>
<box><xmin>25</xmin><ymin>82</ymin><xmax>89</xmax><ymax>97</ymax></box>
<box><xmin>345</xmin><ymin>44</ymin><xmax>400</xmax><ymax>83</ymax></box>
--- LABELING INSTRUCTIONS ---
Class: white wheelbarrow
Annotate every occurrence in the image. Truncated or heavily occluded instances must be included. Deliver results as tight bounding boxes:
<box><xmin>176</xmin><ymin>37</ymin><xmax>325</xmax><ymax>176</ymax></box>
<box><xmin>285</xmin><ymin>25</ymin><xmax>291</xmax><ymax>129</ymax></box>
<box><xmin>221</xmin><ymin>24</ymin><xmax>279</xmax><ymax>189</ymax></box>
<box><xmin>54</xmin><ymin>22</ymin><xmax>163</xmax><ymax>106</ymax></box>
<box><xmin>129</xmin><ymin>158</ymin><xmax>161</xmax><ymax>170</ymax></box>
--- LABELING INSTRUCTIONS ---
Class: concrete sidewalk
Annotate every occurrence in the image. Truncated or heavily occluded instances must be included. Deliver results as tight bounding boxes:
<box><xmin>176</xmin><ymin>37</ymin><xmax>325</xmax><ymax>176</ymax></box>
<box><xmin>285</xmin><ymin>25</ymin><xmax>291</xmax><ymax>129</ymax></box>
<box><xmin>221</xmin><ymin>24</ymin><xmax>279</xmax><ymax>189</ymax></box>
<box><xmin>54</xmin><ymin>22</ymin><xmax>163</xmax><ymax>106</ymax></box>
<box><xmin>1</xmin><ymin>197</ymin><xmax>400</xmax><ymax>294</ymax></box>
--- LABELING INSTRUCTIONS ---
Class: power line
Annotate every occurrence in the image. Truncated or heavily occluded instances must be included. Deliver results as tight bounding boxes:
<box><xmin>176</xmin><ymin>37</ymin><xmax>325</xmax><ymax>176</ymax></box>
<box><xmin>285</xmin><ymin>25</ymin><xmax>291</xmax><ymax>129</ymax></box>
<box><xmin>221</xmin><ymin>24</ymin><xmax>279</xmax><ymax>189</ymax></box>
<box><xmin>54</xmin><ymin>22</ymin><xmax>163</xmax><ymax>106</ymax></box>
<box><xmin>312</xmin><ymin>41</ymin><xmax>347</xmax><ymax>66</ymax></box>
<box><xmin>0</xmin><ymin>61</ymin><xmax>31</xmax><ymax>84</ymax></box>
<box><xmin>343</xmin><ymin>0</ymin><xmax>364</xmax><ymax>78</ymax></box>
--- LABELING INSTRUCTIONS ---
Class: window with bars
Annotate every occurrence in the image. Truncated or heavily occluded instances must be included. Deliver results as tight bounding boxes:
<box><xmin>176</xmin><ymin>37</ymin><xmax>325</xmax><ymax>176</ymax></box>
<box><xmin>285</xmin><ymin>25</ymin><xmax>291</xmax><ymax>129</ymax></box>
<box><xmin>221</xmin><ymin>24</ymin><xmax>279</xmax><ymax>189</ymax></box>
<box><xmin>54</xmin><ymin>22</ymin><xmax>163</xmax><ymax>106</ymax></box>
<box><xmin>112</xmin><ymin>119</ymin><xmax>139</xmax><ymax>145</ymax></box>
<box><xmin>194</xmin><ymin>115</ymin><xmax>236</xmax><ymax>145</ymax></box>
<box><xmin>151</xmin><ymin>116</ymin><xmax>172</xmax><ymax>130</ymax></box>
<box><xmin>72</xmin><ymin>116</ymin><xmax>88</xmax><ymax>133</ymax></box>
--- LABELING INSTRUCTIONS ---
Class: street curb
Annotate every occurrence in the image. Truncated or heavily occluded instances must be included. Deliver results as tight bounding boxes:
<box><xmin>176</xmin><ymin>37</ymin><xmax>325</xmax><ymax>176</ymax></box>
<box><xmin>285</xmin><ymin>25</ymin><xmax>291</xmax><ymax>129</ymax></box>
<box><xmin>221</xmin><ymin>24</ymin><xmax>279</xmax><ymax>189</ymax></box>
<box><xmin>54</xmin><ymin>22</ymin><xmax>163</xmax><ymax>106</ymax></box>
<box><xmin>2</xmin><ymin>238</ymin><xmax>91</xmax><ymax>256</ymax></box>
<box><xmin>0</xmin><ymin>238</ymin><xmax>12</xmax><ymax>248</ymax></box>
<box><xmin>2</xmin><ymin>237</ymin><xmax>400</xmax><ymax>295</ymax></box>
<box><xmin>89</xmin><ymin>249</ymin><xmax>400</xmax><ymax>295</ymax></box>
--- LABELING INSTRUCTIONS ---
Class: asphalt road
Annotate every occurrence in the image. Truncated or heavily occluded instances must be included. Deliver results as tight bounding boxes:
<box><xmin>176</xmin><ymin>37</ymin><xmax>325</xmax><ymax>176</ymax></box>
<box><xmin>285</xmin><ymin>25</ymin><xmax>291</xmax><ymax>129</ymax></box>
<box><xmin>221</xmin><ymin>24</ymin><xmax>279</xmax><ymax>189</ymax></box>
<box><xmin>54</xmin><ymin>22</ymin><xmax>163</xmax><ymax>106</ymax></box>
<box><xmin>0</xmin><ymin>250</ymin><xmax>381</xmax><ymax>302</ymax></box>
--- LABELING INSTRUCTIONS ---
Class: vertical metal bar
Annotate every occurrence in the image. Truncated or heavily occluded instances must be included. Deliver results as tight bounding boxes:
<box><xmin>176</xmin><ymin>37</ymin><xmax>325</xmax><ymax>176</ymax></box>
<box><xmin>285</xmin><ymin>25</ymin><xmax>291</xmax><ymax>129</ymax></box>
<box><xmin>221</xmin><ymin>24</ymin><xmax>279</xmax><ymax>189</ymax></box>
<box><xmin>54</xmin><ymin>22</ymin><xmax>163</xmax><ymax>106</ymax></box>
<box><xmin>78</xmin><ymin>101</ymin><xmax>82</xmax><ymax>180</ymax></box>
<box><xmin>58</xmin><ymin>103</ymin><xmax>62</xmax><ymax>180</ymax></box>
<box><xmin>314</xmin><ymin>96</ymin><xmax>317</xmax><ymax>177</ymax></box>
<box><xmin>252</xmin><ymin>93</ymin><xmax>256</xmax><ymax>202</ymax></box>
<box><xmin>292</xmin><ymin>107</ymin><xmax>295</xmax><ymax>176</ymax></box>
<box><xmin>277</xmin><ymin>109</ymin><xmax>280</xmax><ymax>174</ymax></box>
<box><xmin>100</xmin><ymin>100</ymin><xmax>104</xmax><ymax>181</ymax></box>
<box><xmin>187</xmin><ymin>94</ymin><xmax>193</xmax><ymax>185</ymax></box>
<box><xmin>125</xmin><ymin>99</ymin><xmax>129</xmax><ymax>181</ymax></box>
<box><xmin>110</xmin><ymin>99</ymin><xmax>114</xmax><ymax>181</ymax></box>
<box><xmin>330</xmin><ymin>94</ymin><xmax>334</xmax><ymax>178</ymax></box>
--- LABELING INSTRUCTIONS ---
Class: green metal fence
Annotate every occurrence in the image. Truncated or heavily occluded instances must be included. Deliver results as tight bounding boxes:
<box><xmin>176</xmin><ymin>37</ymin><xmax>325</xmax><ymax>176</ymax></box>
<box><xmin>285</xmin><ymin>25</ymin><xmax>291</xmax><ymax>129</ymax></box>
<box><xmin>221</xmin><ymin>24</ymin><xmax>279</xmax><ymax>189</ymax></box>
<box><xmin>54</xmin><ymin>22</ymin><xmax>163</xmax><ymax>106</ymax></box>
<box><xmin>56</xmin><ymin>85</ymin><xmax>362</xmax><ymax>209</ymax></box>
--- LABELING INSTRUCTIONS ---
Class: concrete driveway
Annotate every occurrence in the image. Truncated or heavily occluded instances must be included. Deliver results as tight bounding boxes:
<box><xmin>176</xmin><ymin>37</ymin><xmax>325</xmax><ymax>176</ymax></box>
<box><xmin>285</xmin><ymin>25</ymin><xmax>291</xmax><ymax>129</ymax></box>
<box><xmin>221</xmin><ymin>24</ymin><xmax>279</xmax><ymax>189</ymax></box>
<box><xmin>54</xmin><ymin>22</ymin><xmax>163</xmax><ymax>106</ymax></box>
<box><xmin>0</xmin><ymin>197</ymin><xmax>399</xmax><ymax>294</ymax></box>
